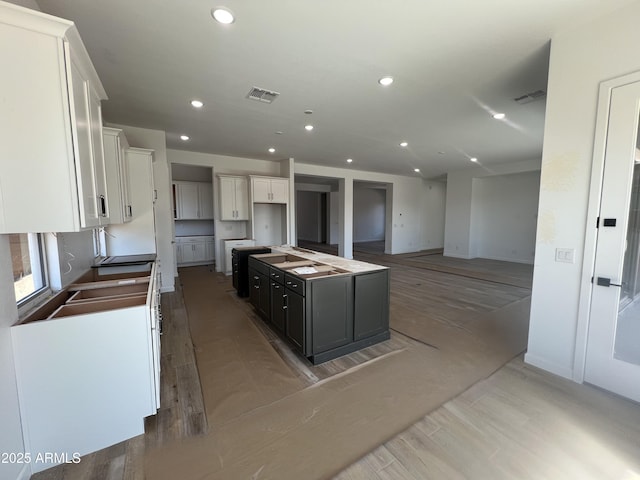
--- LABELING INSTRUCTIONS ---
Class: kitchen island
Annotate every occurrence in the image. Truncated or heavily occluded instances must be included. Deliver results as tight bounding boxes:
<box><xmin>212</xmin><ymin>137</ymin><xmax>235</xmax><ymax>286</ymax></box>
<box><xmin>248</xmin><ymin>246</ymin><xmax>390</xmax><ymax>364</ymax></box>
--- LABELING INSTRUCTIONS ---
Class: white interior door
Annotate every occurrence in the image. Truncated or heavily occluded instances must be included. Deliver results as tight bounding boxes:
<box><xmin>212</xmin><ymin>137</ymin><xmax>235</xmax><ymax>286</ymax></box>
<box><xmin>585</xmin><ymin>80</ymin><xmax>640</xmax><ymax>402</ymax></box>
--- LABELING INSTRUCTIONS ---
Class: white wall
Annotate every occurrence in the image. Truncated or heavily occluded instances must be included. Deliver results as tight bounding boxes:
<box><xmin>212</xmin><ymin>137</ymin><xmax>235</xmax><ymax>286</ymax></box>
<box><xmin>109</xmin><ymin>124</ymin><xmax>174</xmax><ymax>292</ymax></box>
<box><xmin>472</xmin><ymin>172</ymin><xmax>540</xmax><ymax>264</ymax></box>
<box><xmin>295</xmin><ymin>163</ymin><xmax>445</xmax><ymax>255</ymax></box>
<box><xmin>329</xmin><ymin>191</ymin><xmax>340</xmax><ymax>245</ymax></box>
<box><xmin>353</xmin><ymin>186</ymin><xmax>385</xmax><ymax>242</ymax></box>
<box><xmin>6</xmin><ymin>0</ymin><xmax>38</xmax><ymax>8</ymax></box>
<box><xmin>420</xmin><ymin>180</ymin><xmax>447</xmax><ymax>251</ymax></box>
<box><xmin>444</xmin><ymin>158</ymin><xmax>541</xmax><ymax>259</ymax></box>
<box><xmin>527</xmin><ymin>1</ymin><xmax>640</xmax><ymax>379</ymax></box>
<box><xmin>171</xmin><ymin>164</ymin><xmax>212</xmax><ymax>182</ymax></box>
<box><xmin>46</xmin><ymin>231</ymin><xmax>96</xmax><ymax>291</ymax></box>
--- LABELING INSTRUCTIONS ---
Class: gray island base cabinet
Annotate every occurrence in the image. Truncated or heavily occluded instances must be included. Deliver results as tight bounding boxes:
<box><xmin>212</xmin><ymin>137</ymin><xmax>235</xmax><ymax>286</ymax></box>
<box><xmin>248</xmin><ymin>249</ymin><xmax>390</xmax><ymax>364</ymax></box>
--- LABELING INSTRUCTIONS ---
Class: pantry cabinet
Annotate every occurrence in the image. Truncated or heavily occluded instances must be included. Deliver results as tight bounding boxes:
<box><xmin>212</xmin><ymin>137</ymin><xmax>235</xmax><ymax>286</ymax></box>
<box><xmin>103</xmin><ymin>127</ymin><xmax>133</xmax><ymax>224</ymax></box>
<box><xmin>251</xmin><ymin>176</ymin><xmax>289</xmax><ymax>203</ymax></box>
<box><xmin>0</xmin><ymin>3</ymin><xmax>108</xmax><ymax>233</ymax></box>
<box><xmin>173</xmin><ymin>181</ymin><xmax>213</xmax><ymax>220</ymax></box>
<box><xmin>218</xmin><ymin>175</ymin><xmax>249</xmax><ymax>220</ymax></box>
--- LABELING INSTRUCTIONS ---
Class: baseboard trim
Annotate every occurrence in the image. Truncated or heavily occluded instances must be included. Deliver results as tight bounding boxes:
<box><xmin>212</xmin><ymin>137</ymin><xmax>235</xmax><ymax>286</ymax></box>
<box><xmin>524</xmin><ymin>353</ymin><xmax>574</xmax><ymax>381</ymax></box>
<box><xmin>443</xmin><ymin>252</ymin><xmax>473</xmax><ymax>259</ymax></box>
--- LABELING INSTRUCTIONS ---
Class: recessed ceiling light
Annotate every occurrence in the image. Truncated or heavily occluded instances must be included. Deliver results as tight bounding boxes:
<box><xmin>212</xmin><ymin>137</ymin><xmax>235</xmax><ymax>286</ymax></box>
<box><xmin>268</xmin><ymin>148</ymin><xmax>275</xmax><ymax>153</ymax></box>
<box><xmin>470</xmin><ymin>157</ymin><xmax>478</xmax><ymax>162</ymax></box>
<box><xmin>304</xmin><ymin>125</ymin><xmax>314</xmax><ymax>131</ymax></box>
<box><xmin>492</xmin><ymin>112</ymin><xmax>506</xmax><ymax>120</ymax></box>
<box><xmin>212</xmin><ymin>7</ymin><xmax>234</xmax><ymax>24</ymax></box>
<box><xmin>379</xmin><ymin>76</ymin><xmax>394</xmax><ymax>86</ymax></box>
<box><xmin>414</xmin><ymin>168</ymin><xmax>420</xmax><ymax>173</ymax></box>
<box><xmin>400</xmin><ymin>141</ymin><xmax>408</xmax><ymax>147</ymax></box>
<box><xmin>275</xmin><ymin>131</ymin><xmax>283</xmax><ymax>135</ymax></box>
<box><xmin>347</xmin><ymin>158</ymin><xmax>353</xmax><ymax>163</ymax></box>
<box><xmin>191</xmin><ymin>100</ymin><xmax>204</xmax><ymax>108</ymax></box>
<box><xmin>438</xmin><ymin>151</ymin><xmax>445</xmax><ymax>155</ymax></box>
<box><xmin>180</xmin><ymin>135</ymin><xmax>190</xmax><ymax>141</ymax></box>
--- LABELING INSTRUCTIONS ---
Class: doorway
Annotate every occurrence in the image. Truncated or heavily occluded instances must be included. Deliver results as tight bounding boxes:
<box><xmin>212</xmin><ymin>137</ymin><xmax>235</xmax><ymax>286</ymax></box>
<box><xmin>584</xmin><ymin>77</ymin><xmax>640</xmax><ymax>402</ymax></box>
<box><xmin>353</xmin><ymin>182</ymin><xmax>387</xmax><ymax>255</ymax></box>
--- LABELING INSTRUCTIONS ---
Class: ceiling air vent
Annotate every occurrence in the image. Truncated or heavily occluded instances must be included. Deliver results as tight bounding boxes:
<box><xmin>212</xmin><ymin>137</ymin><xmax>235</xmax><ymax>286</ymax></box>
<box><xmin>514</xmin><ymin>89</ymin><xmax>546</xmax><ymax>105</ymax></box>
<box><xmin>247</xmin><ymin>86</ymin><xmax>280</xmax><ymax>104</ymax></box>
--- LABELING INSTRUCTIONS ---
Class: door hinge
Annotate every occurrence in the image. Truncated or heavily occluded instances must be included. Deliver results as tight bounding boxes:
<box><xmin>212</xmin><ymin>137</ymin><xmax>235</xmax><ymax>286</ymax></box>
<box><xmin>596</xmin><ymin>216</ymin><xmax>599</xmax><ymax>228</ymax></box>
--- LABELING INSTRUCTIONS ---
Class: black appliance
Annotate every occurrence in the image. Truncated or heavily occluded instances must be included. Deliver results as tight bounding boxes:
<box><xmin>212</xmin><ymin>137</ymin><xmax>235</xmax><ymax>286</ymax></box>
<box><xmin>232</xmin><ymin>246</ymin><xmax>271</xmax><ymax>297</ymax></box>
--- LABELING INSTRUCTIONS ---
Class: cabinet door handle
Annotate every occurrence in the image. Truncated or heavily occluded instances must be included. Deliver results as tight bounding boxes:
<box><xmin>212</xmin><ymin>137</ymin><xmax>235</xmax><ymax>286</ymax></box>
<box><xmin>127</xmin><ymin>205</ymin><xmax>133</xmax><ymax>217</ymax></box>
<box><xmin>99</xmin><ymin>195</ymin><xmax>107</xmax><ymax>216</ymax></box>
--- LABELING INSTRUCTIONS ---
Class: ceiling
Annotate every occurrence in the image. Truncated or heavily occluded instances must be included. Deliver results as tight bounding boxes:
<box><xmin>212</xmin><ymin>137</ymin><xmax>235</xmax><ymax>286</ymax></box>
<box><xmin>36</xmin><ymin>0</ymin><xmax>634</xmax><ymax>179</ymax></box>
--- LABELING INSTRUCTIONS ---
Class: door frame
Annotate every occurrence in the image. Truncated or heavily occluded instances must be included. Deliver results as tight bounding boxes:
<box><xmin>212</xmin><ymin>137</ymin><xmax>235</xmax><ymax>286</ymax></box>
<box><xmin>574</xmin><ymin>70</ymin><xmax>640</xmax><ymax>383</ymax></box>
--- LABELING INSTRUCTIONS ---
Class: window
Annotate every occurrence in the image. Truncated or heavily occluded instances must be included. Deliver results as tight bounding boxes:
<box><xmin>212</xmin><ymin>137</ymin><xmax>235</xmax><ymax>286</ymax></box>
<box><xmin>10</xmin><ymin>233</ymin><xmax>47</xmax><ymax>304</ymax></box>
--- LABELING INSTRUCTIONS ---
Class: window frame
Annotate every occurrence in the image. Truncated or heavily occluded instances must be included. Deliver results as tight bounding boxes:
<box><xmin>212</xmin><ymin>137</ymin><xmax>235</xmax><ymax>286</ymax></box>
<box><xmin>15</xmin><ymin>233</ymin><xmax>51</xmax><ymax>315</ymax></box>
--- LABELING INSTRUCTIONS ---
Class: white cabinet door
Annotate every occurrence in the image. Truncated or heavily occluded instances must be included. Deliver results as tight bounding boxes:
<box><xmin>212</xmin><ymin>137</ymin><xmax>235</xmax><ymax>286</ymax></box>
<box><xmin>251</xmin><ymin>176</ymin><xmax>289</xmax><ymax>203</ymax></box>
<box><xmin>103</xmin><ymin>128</ymin><xmax>132</xmax><ymax>224</ymax></box>
<box><xmin>192</xmin><ymin>241</ymin><xmax>207</xmax><ymax>262</ymax></box>
<box><xmin>219</xmin><ymin>176</ymin><xmax>237</xmax><ymax>220</ymax></box>
<box><xmin>179</xmin><ymin>243</ymin><xmax>196</xmax><ymax>263</ymax></box>
<box><xmin>252</xmin><ymin>177</ymin><xmax>272</xmax><ymax>203</ymax></box>
<box><xmin>175</xmin><ymin>182</ymin><xmax>199</xmax><ymax>219</ymax></box>
<box><xmin>219</xmin><ymin>176</ymin><xmax>249</xmax><ymax>220</ymax></box>
<box><xmin>270</xmin><ymin>178</ymin><xmax>289</xmax><ymax>203</ymax></box>
<box><xmin>69</xmin><ymin>59</ymin><xmax>100</xmax><ymax>229</ymax></box>
<box><xmin>89</xmin><ymin>89</ymin><xmax>109</xmax><ymax>225</ymax></box>
<box><xmin>198</xmin><ymin>182</ymin><xmax>214</xmax><ymax>219</ymax></box>
<box><xmin>174</xmin><ymin>181</ymin><xmax>213</xmax><ymax>219</ymax></box>
<box><xmin>235</xmin><ymin>177</ymin><xmax>249</xmax><ymax>220</ymax></box>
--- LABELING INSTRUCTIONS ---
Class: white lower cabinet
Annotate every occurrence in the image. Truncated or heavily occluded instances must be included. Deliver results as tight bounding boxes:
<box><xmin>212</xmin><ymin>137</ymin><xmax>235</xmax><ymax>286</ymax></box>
<box><xmin>224</xmin><ymin>239</ymin><xmax>256</xmax><ymax>275</ymax></box>
<box><xmin>11</xmin><ymin>264</ymin><xmax>160</xmax><ymax>474</ymax></box>
<box><xmin>176</xmin><ymin>236</ymin><xmax>215</xmax><ymax>266</ymax></box>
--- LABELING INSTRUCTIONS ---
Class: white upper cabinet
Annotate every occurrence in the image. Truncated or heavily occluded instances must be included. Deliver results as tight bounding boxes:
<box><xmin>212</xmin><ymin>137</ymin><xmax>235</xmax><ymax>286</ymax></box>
<box><xmin>103</xmin><ymin>127</ymin><xmax>132</xmax><ymax>224</ymax></box>
<box><xmin>0</xmin><ymin>3</ymin><xmax>108</xmax><ymax>233</ymax></box>
<box><xmin>219</xmin><ymin>175</ymin><xmax>249</xmax><ymax>220</ymax></box>
<box><xmin>173</xmin><ymin>181</ymin><xmax>213</xmax><ymax>220</ymax></box>
<box><xmin>251</xmin><ymin>176</ymin><xmax>289</xmax><ymax>204</ymax></box>
<box><xmin>198</xmin><ymin>182</ymin><xmax>214</xmax><ymax>219</ymax></box>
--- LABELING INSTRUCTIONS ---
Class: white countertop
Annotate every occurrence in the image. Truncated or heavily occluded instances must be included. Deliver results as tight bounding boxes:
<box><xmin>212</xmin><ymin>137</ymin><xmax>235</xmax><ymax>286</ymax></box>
<box><xmin>269</xmin><ymin>245</ymin><xmax>388</xmax><ymax>274</ymax></box>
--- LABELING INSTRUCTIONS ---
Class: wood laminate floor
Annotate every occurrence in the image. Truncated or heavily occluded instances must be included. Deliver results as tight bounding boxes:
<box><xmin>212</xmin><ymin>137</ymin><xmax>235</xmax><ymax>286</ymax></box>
<box><xmin>31</xmin><ymin>254</ymin><xmax>640</xmax><ymax>480</ymax></box>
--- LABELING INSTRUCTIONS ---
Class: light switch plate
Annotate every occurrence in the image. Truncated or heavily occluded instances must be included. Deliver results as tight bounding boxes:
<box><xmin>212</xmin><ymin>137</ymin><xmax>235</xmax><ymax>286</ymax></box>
<box><xmin>555</xmin><ymin>248</ymin><xmax>575</xmax><ymax>263</ymax></box>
